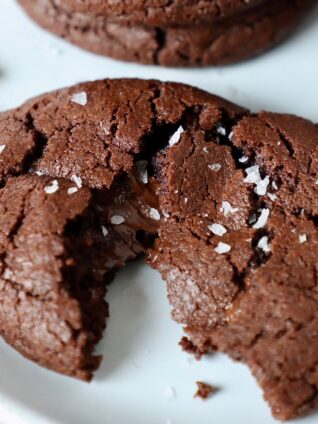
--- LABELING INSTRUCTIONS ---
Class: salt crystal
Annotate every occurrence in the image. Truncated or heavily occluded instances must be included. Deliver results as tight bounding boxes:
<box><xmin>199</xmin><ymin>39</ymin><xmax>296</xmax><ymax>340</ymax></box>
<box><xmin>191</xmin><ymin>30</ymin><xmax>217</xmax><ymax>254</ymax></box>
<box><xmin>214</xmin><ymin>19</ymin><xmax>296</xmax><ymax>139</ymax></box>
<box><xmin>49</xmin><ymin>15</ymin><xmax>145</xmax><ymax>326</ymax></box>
<box><xmin>67</xmin><ymin>187</ymin><xmax>78</xmax><ymax>195</ymax></box>
<box><xmin>228</xmin><ymin>131</ymin><xmax>234</xmax><ymax>141</ymax></box>
<box><xmin>255</xmin><ymin>175</ymin><xmax>270</xmax><ymax>196</ymax></box>
<box><xmin>110</xmin><ymin>215</ymin><xmax>125</xmax><ymax>225</ymax></box>
<box><xmin>169</xmin><ymin>126</ymin><xmax>184</xmax><ymax>147</ymax></box>
<box><xmin>203</xmin><ymin>147</ymin><xmax>209</xmax><ymax>153</ymax></box>
<box><xmin>35</xmin><ymin>170</ymin><xmax>44</xmax><ymax>176</ymax></box>
<box><xmin>215</xmin><ymin>242</ymin><xmax>231</xmax><ymax>254</ymax></box>
<box><xmin>216</xmin><ymin>126</ymin><xmax>227</xmax><ymax>136</ymax></box>
<box><xmin>44</xmin><ymin>179</ymin><xmax>59</xmax><ymax>194</ymax></box>
<box><xmin>252</xmin><ymin>208</ymin><xmax>270</xmax><ymax>229</ymax></box>
<box><xmin>135</xmin><ymin>161</ymin><xmax>148</xmax><ymax>184</ymax></box>
<box><xmin>272</xmin><ymin>181</ymin><xmax>278</xmax><ymax>190</ymax></box>
<box><xmin>299</xmin><ymin>234</ymin><xmax>307</xmax><ymax>244</ymax></box>
<box><xmin>208</xmin><ymin>163</ymin><xmax>222</xmax><ymax>172</ymax></box>
<box><xmin>149</xmin><ymin>208</ymin><xmax>160</xmax><ymax>221</ymax></box>
<box><xmin>315</xmin><ymin>179</ymin><xmax>318</xmax><ymax>185</ymax></box>
<box><xmin>220</xmin><ymin>201</ymin><xmax>239</xmax><ymax>216</ymax></box>
<box><xmin>71</xmin><ymin>91</ymin><xmax>87</xmax><ymax>106</ymax></box>
<box><xmin>257</xmin><ymin>236</ymin><xmax>271</xmax><ymax>253</ymax></box>
<box><xmin>239</xmin><ymin>156</ymin><xmax>249</xmax><ymax>163</ymax></box>
<box><xmin>244</xmin><ymin>165</ymin><xmax>261</xmax><ymax>184</ymax></box>
<box><xmin>244</xmin><ymin>165</ymin><xmax>270</xmax><ymax>196</ymax></box>
<box><xmin>164</xmin><ymin>386</ymin><xmax>176</xmax><ymax>401</ymax></box>
<box><xmin>71</xmin><ymin>175</ymin><xmax>83</xmax><ymax>188</ymax></box>
<box><xmin>0</xmin><ymin>144</ymin><xmax>6</xmax><ymax>154</ymax></box>
<box><xmin>208</xmin><ymin>223</ymin><xmax>227</xmax><ymax>236</ymax></box>
<box><xmin>267</xmin><ymin>193</ymin><xmax>277</xmax><ymax>201</ymax></box>
<box><xmin>101</xmin><ymin>225</ymin><xmax>109</xmax><ymax>237</ymax></box>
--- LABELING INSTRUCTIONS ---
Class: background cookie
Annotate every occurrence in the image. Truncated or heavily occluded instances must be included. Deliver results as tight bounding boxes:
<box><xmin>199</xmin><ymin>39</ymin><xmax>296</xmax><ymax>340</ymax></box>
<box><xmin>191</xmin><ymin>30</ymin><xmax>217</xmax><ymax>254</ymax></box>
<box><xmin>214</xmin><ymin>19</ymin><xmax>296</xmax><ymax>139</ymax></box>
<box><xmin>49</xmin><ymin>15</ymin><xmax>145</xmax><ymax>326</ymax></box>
<box><xmin>18</xmin><ymin>0</ymin><xmax>314</xmax><ymax>66</ymax></box>
<box><xmin>59</xmin><ymin>0</ymin><xmax>265</xmax><ymax>26</ymax></box>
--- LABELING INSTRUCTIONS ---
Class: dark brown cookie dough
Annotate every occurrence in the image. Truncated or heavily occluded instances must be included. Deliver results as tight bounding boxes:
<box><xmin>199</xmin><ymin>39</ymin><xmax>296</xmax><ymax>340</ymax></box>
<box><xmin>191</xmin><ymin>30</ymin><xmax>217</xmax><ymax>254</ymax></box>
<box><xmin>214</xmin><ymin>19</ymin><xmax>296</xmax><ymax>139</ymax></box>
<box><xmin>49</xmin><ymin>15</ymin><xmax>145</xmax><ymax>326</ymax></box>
<box><xmin>58</xmin><ymin>0</ymin><xmax>265</xmax><ymax>26</ymax></box>
<box><xmin>1</xmin><ymin>79</ymin><xmax>318</xmax><ymax>421</ymax></box>
<box><xmin>18</xmin><ymin>0</ymin><xmax>314</xmax><ymax>66</ymax></box>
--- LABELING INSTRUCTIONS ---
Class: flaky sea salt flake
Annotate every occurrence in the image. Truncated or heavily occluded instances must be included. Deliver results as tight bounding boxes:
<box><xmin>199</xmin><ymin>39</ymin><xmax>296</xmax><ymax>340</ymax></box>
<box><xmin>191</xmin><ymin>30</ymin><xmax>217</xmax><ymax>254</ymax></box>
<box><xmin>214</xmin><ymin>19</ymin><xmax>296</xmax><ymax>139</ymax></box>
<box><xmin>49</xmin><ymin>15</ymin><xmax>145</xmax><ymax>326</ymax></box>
<box><xmin>67</xmin><ymin>187</ymin><xmax>78</xmax><ymax>195</ymax></box>
<box><xmin>214</xmin><ymin>242</ymin><xmax>231</xmax><ymax>254</ymax></box>
<box><xmin>0</xmin><ymin>144</ymin><xmax>6</xmax><ymax>154</ymax></box>
<box><xmin>44</xmin><ymin>179</ymin><xmax>59</xmax><ymax>194</ymax></box>
<box><xmin>255</xmin><ymin>175</ymin><xmax>270</xmax><ymax>196</ymax></box>
<box><xmin>149</xmin><ymin>208</ymin><xmax>160</xmax><ymax>221</ymax></box>
<box><xmin>257</xmin><ymin>236</ymin><xmax>271</xmax><ymax>253</ymax></box>
<box><xmin>299</xmin><ymin>234</ymin><xmax>307</xmax><ymax>244</ymax></box>
<box><xmin>220</xmin><ymin>201</ymin><xmax>239</xmax><ymax>216</ymax></box>
<box><xmin>110</xmin><ymin>215</ymin><xmax>125</xmax><ymax>225</ymax></box>
<box><xmin>208</xmin><ymin>163</ymin><xmax>222</xmax><ymax>172</ymax></box>
<box><xmin>71</xmin><ymin>91</ymin><xmax>87</xmax><ymax>106</ymax></box>
<box><xmin>252</xmin><ymin>208</ymin><xmax>270</xmax><ymax>229</ymax></box>
<box><xmin>239</xmin><ymin>156</ymin><xmax>248</xmax><ymax>163</ymax></box>
<box><xmin>71</xmin><ymin>174</ymin><xmax>83</xmax><ymax>188</ymax></box>
<box><xmin>208</xmin><ymin>223</ymin><xmax>227</xmax><ymax>236</ymax></box>
<box><xmin>169</xmin><ymin>126</ymin><xmax>184</xmax><ymax>147</ymax></box>
<box><xmin>101</xmin><ymin>226</ymin><xmax>109</xmax><ymax>237</ymax></box>
<box><xmin>216</xmin><ymin>126</ymin><xmax>227</xmax><ymax>136</ymax></box>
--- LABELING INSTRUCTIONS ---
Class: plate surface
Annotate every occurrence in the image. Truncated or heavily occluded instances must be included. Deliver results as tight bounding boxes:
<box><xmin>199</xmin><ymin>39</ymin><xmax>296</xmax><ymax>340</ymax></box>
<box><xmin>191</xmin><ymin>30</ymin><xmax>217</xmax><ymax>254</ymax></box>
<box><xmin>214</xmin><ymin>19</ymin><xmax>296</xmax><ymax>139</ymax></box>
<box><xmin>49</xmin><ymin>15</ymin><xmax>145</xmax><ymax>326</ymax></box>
<box><xmin>0</xmin><ymin>2</ymin><xmax>318</xmax><ymax>423</ymax></box>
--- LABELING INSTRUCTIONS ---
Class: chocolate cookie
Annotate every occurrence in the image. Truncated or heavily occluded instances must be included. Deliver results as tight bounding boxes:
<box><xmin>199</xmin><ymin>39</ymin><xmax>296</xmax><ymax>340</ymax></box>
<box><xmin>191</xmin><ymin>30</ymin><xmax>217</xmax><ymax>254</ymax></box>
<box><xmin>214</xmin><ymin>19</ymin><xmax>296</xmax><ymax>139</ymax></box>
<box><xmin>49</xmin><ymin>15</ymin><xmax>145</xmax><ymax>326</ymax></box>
<box><xmin>1</xmin><ymin>79</ymin><xmax>318</xmax><ymax>421</ymax></box>
<box><xmin>59</xmin><ymin>0</ymin><xmax>265</xmax><ymax>26</ymax></box>
<box><xmin>18</xmin><ymin>0</ymin><xmax>314</xmax><ymax>66</ymax></box>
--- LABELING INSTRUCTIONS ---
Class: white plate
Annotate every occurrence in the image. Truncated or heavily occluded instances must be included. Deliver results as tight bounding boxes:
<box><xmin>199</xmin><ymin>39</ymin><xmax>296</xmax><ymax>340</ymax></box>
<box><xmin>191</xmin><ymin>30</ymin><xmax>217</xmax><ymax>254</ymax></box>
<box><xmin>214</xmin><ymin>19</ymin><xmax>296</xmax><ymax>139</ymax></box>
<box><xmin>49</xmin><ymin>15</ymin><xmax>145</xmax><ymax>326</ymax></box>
<box><xmin>0</xmin><ymin>2</ymin><xmax>318</xmax><ymax>423</ymax></box>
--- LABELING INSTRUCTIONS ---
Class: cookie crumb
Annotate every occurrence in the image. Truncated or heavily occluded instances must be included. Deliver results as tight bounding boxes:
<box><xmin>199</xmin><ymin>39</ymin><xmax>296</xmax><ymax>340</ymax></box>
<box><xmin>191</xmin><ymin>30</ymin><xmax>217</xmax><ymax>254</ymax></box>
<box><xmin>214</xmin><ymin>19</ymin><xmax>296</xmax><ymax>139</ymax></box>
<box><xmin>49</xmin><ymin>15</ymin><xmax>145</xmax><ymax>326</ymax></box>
<box><xmin>194</xmin><ymin>382</ymin><xmax>214</xmax><ymax>400</ymax></box>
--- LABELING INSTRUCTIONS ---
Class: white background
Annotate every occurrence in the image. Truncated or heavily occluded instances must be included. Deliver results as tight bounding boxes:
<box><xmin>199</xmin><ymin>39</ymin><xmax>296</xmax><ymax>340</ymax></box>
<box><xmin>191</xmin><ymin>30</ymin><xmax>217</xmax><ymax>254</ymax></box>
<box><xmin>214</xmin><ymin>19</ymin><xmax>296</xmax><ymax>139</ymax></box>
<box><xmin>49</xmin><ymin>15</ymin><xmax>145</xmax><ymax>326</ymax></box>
<box><xmin>0</xmin><ymin>1</ymin><xmax>318</xmax><ymax>423</ymax></box>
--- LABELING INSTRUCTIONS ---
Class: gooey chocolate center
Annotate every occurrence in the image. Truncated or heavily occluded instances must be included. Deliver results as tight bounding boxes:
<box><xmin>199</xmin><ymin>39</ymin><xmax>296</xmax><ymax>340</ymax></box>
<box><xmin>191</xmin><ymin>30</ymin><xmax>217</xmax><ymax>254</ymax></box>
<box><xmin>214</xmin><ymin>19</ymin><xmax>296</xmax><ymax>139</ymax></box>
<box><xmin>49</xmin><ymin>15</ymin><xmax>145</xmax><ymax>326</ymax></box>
<box><xmin>92</xmin><ymin>163</ymin><xmax>160</xmax><ymax>279</ymax></box>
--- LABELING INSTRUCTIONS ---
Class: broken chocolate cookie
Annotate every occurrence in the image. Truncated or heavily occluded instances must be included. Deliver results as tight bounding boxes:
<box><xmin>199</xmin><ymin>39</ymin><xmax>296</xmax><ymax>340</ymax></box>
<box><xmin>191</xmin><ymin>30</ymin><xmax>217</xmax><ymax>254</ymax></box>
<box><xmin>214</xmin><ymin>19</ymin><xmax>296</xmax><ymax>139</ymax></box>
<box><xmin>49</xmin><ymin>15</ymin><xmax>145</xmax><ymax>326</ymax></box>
<box><xmin>1</xmin><ymin>79</ymin><xmax>318</xmax><ymax>421</ymax></box>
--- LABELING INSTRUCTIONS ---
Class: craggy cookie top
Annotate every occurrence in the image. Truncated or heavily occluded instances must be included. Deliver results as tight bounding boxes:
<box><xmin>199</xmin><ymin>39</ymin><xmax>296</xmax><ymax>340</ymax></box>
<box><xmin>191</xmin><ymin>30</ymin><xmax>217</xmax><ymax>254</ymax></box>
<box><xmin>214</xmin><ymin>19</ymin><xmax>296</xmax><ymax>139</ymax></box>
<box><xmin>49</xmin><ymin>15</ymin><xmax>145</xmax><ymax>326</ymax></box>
<box><xmin>59</xmin><ymin>0</ymin><xmax>265</xmax><ymax>26</ymax></box>
<box><xmin>0</xmin><ymin>79</ymin><xmax>245</xmax><ymax>188</ymax></box>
